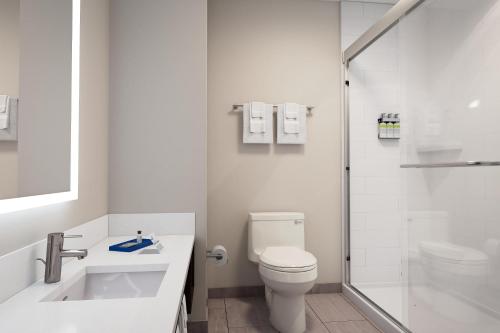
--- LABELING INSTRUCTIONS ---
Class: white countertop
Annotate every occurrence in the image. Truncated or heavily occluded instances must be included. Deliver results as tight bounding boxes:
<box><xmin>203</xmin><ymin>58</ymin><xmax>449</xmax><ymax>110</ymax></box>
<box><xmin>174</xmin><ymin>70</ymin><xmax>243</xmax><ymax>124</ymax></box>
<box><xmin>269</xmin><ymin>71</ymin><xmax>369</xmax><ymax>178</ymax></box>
<box><xmin>0</xmin><ymin>235</ymin><xmax>194</xmax><ymax>333</ymax></box>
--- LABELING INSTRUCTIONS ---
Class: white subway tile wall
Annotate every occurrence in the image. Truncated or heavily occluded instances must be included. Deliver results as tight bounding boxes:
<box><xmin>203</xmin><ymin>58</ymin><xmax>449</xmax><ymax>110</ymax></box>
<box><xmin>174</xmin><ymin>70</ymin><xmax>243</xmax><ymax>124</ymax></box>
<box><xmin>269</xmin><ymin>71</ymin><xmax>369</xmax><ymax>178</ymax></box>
<box><xmin>342</xmin><ymin>2</ymin><xmax>403</xmax><ymax>285</ymax></box>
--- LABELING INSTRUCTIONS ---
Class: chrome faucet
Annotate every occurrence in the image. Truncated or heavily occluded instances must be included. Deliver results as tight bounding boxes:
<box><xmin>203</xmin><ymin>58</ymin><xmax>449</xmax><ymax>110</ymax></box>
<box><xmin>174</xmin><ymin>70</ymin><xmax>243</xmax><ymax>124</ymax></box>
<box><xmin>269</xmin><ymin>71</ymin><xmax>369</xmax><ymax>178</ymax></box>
<box><xmin>37</xmin><ymin>233</ymin><xmax>88</xmax><ymax>283</ymax></box>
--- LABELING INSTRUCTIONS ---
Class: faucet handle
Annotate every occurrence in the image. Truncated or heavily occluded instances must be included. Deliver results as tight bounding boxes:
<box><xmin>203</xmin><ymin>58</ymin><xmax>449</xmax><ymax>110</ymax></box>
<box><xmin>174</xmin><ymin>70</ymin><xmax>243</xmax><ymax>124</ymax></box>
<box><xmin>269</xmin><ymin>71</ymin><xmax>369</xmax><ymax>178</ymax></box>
<box><xmin>63</xmin><ymin>234</ymin><xmax>83</xmax><ymax>239</ymax></box>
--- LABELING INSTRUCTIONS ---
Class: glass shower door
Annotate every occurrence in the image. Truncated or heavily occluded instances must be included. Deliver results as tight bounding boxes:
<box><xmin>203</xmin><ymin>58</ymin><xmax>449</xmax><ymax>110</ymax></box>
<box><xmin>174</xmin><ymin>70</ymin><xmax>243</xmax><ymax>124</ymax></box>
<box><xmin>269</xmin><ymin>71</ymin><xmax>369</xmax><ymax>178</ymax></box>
<box><xmin>347</xmin><ymin>1</ymin><xmax>500</xmax><ymax>332</ymax></box>
<box><xmin>399</xmin><ymin>1</ymin><xmax>500</xmax><ymax>332</ymax></box>
<box><xmin>347</xmin><ymin>8</ymin><xmax>406</xmax><ymax>326</ymax></box>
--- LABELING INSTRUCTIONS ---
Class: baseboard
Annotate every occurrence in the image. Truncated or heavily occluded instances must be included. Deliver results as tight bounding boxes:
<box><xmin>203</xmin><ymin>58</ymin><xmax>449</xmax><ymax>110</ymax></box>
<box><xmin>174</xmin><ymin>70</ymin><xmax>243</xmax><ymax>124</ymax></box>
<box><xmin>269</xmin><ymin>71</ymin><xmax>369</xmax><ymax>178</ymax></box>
<box><xmin>309</xmin><ymin>282</ymin><xmax>342</xmax><ymax>294</ymax></box>
<box><xmin>208</xmin><ymin>286</ymin><xmax>265</xmax><ymax>298</ymax></box>
<box><xmin>208</xmin><ymin>283</ymin><xmax>342</xmax><ymax>299</ymax></box>
<box><xmin>187</xmin><ymin>320</ymin><xmax>208</xmax><ymax>333</ymax></box>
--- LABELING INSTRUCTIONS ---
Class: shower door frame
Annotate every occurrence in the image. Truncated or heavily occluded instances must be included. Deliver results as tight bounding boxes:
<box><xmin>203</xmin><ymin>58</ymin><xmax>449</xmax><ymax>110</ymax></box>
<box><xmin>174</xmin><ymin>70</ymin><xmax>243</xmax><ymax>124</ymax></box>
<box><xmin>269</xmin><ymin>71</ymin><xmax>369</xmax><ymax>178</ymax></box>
<box><xmin>341</xmin><ymin>1</ymin><xmax>426</xmax><ymax>332</ymax></box>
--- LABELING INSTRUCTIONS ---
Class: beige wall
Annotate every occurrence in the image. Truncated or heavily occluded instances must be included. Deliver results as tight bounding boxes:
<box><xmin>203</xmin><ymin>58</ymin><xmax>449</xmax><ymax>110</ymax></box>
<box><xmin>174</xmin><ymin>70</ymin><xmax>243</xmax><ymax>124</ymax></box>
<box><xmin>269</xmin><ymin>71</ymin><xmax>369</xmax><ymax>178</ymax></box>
<box><xmin>0</xmin><ymin>0</ymin><xmax>20</xmax><ymax>199</ymax></box>
<box><xmin>0</xmin><ymin>0</ymin><xmax>109</xmax><ymax>258</ymax></box>
<box><xmin>108</xmin><ymin>0</ymin><xmax>207</xmax><ymax>321</ymax></box>
<box><xmin>207</xmin><ymin>0</ymin><xmax>342</xmax><ymax>288</ymax></box>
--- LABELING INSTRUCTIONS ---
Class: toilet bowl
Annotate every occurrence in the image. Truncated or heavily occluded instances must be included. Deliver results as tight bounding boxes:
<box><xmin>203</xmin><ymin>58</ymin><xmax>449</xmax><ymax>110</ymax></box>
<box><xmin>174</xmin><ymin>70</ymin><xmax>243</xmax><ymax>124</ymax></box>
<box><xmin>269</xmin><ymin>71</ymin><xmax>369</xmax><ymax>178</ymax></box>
<box><xmin>419</xmin><ymin>241</ymin><xmax>488</xmax><ymax>291</ymax></box>
<box><xmin>258</xmin><ymin>246</ymin><xmax>317</xmax><ymax>333</ymax></box>
<box><xmin>420</xmin><ymin>241</ymin><xmax>488</xmax><ymax>276</ymax></box>
<box><xmin>247</xmin><ymin>212</ymin><xmax>318</xmax><ymax>333</ymax></box>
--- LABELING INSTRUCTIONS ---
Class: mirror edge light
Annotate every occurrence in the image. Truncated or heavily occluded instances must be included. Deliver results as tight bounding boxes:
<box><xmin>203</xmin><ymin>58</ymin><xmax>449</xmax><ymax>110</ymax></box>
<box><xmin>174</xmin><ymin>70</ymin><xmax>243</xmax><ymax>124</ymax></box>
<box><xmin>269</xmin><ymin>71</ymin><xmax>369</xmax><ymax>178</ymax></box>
<box><xmin>0</xmin><ymin>0</ymin><xmax>80</xmax><ymax>214</ymax></box>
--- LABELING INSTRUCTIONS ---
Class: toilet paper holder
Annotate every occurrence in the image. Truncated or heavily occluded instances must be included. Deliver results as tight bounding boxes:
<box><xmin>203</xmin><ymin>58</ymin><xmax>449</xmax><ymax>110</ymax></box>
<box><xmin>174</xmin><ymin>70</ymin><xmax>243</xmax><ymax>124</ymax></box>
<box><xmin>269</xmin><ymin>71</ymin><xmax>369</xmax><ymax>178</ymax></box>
<box><xmin>206</xmin><ymin>251</ymin><xmax>224</xmax><ymax>260</ymax></box>
<box><xmin>206</xmin><ymin>245</ymin><xmax>229</xmax><ymax>266</ymax></box>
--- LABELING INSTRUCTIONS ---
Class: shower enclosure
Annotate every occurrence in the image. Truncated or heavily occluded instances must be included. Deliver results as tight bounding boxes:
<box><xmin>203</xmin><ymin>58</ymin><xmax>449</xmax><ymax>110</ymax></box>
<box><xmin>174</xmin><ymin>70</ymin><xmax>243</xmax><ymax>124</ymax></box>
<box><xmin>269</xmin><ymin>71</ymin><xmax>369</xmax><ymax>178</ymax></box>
<box><xmin>342</xmin><ymin>0</ymin><xmax>500</xmax><ymax>332</ymax></box>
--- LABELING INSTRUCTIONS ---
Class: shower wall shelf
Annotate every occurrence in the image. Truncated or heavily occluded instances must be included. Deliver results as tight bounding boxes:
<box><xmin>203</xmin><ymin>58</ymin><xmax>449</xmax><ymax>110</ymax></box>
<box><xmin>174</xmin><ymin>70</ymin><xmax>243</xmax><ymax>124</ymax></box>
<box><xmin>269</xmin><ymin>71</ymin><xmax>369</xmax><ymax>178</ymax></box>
<box><xmin>400</xmin><ymin>161</ymin><xmax>500</xmax><ymax>169</ymax></box>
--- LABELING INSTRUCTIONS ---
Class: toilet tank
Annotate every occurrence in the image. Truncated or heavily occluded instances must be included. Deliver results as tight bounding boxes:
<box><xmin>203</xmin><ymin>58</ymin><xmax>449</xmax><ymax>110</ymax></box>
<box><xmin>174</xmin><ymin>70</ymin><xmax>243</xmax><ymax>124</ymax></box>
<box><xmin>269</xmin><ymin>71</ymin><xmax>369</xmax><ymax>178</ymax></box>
<box><xmin>407</xmin><ymin>210</ymin><xmax>450</xmax><ymax>254</ymax></box>
<box><xmin>248</xmin><ymin>212</ymin><xmax>305</xmax><ymax>263</ymax></box>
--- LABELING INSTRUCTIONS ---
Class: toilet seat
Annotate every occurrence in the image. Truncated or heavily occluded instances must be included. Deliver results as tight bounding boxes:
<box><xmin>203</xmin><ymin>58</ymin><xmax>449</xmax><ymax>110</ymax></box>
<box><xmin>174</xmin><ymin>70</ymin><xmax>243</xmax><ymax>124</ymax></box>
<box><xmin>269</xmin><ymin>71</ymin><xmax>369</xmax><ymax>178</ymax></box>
<box><xmin>259</xmin><ymin>263</ymin><xmax>318</xmax><ymax>284</ymax></box>
<box><xmin>259</xmin><ymin>246</ymin><xmax>317</xmax><ymax>273</ymax></box>
<box><xmin>419</xmin><ymin>241</ymin><xmax>489</xmax><ymax>276</ymax></box>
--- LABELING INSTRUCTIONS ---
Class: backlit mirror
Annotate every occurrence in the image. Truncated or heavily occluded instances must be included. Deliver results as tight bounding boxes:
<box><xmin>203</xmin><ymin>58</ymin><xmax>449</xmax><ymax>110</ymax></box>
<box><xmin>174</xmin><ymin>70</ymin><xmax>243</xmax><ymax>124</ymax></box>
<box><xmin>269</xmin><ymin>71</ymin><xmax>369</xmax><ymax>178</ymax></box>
<box><xmin>0</xmin><ymin>0</ymin><xmax>79</xmax><ymax>212</ymax></box>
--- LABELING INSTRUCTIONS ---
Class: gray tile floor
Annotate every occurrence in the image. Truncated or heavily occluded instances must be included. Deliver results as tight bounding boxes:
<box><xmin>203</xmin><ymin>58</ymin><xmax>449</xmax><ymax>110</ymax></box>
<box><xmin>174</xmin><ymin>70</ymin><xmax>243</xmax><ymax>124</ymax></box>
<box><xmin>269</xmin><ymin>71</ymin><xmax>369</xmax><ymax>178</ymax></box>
<box><xmin>208</xmin><ymin>293</ymin><xmax>382</xmax><ymax>333</ymax></box>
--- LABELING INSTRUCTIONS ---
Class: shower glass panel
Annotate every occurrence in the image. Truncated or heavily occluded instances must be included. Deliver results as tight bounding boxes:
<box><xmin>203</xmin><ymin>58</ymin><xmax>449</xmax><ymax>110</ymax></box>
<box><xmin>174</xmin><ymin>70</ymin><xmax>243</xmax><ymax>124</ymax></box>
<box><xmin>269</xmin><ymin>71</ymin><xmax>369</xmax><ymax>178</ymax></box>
<box><xmin>347</xmin><ymin>10</ymin><xmax>405</xmax><ymax>326</ymax></box>
<box><xmin>347</xmin><ymin>1</ymin><xmax>500</xmax><ymax>332</ymax></box>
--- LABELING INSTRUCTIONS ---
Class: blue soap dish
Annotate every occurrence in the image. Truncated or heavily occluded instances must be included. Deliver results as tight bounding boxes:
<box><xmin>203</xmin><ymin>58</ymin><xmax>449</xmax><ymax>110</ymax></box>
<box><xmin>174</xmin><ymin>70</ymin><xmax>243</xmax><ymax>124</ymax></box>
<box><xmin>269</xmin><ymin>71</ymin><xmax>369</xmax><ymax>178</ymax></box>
<box><xmin>109</xmin><ymin>239</ymin><xmax>153</xmax><ymax>252</ymax></box>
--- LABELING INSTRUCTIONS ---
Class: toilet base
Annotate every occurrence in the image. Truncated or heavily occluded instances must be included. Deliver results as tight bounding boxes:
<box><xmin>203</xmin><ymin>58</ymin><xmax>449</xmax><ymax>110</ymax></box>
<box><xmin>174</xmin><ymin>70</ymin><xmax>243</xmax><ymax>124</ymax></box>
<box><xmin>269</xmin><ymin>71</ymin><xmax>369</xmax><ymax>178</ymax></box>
<box><xmin>258</xmin><ymin>263</ymin><xmax>317</xmax><ymax>333</ymax></box>
<box><xmin>269</xmin><ymin>292</ymin><xmax>306</xmax><ymax>333</ymax></box>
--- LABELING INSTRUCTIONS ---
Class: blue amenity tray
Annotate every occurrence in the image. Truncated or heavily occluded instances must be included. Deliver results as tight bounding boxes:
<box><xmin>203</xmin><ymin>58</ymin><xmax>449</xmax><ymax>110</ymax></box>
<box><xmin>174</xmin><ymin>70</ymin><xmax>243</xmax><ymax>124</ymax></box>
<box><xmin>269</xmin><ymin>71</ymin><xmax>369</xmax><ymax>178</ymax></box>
<box><xmin>109</xmin><ymin>238</ymin><xmax>153</xmax><ymax>252</ymax></box>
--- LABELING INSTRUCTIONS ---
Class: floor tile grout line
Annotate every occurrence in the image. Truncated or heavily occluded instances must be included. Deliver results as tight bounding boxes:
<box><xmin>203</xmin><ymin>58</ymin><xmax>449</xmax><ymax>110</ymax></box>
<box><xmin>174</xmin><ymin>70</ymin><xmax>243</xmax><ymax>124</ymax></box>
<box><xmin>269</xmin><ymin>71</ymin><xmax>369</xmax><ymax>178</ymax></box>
<box><xmin>340</xmin><ymin>294</ymin><xmax>383</xmax><ymax>333</ymax></box>
<box><xmin>306</xmin><ymin>296</ymin><xmax>329</xmax><ymax>326</ymax></box>
<box><xmin>322</xmin><ymin>319</ymin><xmax>368</xmax><ymax>323</ymax></box>
<box><xmin>308</xmin><ymin>293</ymin><xmax>346</xmax><ymax>324</ymax></box>
<box><xmin>307</xmin><ymin>293</ymin><xmax>379</xmax><ymax>330</ymax></box>
<box><xmin>223</xmin><ymin>298</ymin><xmax>229</xmax><ymax>331</ymax></box>
<box><xmin>309</xmin><ymin>305</ymin><xmax>331</xmax><ymax>332</ymax></box>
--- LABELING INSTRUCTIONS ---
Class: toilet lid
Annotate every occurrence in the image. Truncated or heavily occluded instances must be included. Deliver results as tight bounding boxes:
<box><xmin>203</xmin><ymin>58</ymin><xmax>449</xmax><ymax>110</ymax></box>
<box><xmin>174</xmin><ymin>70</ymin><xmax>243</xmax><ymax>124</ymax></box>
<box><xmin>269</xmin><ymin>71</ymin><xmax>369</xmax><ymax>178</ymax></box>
<box><xmin>419</xmin><ymin>241</ymin><xmax>488</xmax><ymax>266</ymax></box>
<box><xmin>260</xmin><ymin>246</ymin><xmax>317</xmax><ymax>270</ymax></box>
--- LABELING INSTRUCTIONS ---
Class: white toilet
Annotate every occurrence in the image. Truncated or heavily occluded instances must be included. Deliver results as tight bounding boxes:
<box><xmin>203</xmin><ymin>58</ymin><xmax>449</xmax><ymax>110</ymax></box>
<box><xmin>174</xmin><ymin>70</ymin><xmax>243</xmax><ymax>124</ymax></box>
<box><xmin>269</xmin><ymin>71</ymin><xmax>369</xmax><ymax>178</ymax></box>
<box><xmin>248</xmin><ymin>212</ymin><xmax>317</xmax><ymax>333</ymax></box>
<box><xmin>407</xmin><ymin>211</ymin><xmax>489</xmax><ymax>293</ymax></box>
<box><xmin>419</xmin><ymin>241</ymin><xmax>488</xmax><ymax>288</ymax></box>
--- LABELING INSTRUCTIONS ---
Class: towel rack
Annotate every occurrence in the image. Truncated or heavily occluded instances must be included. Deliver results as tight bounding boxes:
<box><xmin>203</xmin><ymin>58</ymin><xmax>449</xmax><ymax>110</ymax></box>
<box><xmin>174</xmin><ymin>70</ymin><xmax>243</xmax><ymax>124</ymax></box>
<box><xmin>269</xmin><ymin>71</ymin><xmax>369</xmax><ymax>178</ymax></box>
<box><xmin>232</xmin><ymin>104</ymin><xmax>314</xmax><ymax>114</ymax></box>
<box><xmin>400</xmin><ymin>161</ymin><xmax>500</xmax><ymax>169</ymax></box>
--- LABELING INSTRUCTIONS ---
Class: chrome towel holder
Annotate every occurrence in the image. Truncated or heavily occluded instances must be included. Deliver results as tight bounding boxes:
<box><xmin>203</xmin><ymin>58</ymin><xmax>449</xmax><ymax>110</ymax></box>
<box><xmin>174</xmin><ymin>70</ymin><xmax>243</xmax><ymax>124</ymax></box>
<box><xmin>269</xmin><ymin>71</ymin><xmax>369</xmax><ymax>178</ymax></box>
<box><xmin>400</xmin><ymin>161</ymin><xmax>500</xmax><ymax>169</ymax></box>
<box><xmin>232</xmin><ymin>104</ymin><xmax>315</xmax><ymax>114</ymax></box>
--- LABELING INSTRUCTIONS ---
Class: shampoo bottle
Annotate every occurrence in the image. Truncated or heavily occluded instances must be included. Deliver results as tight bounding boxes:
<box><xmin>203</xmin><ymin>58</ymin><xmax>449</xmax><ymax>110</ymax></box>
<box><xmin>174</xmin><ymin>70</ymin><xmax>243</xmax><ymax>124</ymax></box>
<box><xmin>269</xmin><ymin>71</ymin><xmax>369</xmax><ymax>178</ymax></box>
<box><xmin>387</xmin><ymin>113</ymin><xmax>394</xmax><ymax>138</ymax></box>
<box><xmin>379</xmin><ymin>113</ymin><xmax>387</xmax><ymax>138</ymax></box>
<box><xmin>394</xmin><ymin>114</ymin><xmax>400</xmax><ymax>138</ymax></box>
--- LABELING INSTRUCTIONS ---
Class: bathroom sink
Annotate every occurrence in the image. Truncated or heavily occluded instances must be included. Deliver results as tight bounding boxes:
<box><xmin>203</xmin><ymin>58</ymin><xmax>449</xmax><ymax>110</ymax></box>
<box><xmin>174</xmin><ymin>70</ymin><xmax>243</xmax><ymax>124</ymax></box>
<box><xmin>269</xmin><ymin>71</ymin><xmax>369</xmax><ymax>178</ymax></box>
<box><xmin>42</xmin><ymin>266</ymin><xmax>167</xmax><ymax>302</ymax></box>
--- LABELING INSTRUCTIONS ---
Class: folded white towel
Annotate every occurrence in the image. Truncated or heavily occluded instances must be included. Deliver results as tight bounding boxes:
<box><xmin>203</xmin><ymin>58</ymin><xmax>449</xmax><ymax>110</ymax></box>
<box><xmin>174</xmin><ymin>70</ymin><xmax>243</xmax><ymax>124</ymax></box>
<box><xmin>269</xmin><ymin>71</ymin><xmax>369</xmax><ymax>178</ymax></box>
<box><xmin>284</xmin><ymin>103</ymin><xmax>300</xmax><ymax>134</ymax></box>
<box><xmin>0</xmin><ymin>96</ymin><xmax>10</xmax><ymax>130</ymax></box>
<box><xmin>250</xmin><ymin>101</ymin><xmax>265</xmax><ymax>118</ymax></box>
<box><xmin>249</xmin><ymin>102</ymin><xmax>266</xmax><ymax>133</ymax></box>
<box><xmin>243</xmin><ymin>102</ymin><xmax>273</xmax><ymax>144</ymax></box>
<box><xmin>0</xmin><ymin>95</ymin><xmax>9</xmax><ymax>113</ymax></box>
<box><xmin>284</xmin><ymin>120</ymin><xmax>300</xmax><ymax>134</ymax></box>
<box><xmin>277</xmin><ymin>103</ymin><xmax>307</xmax><ymax>144</ymax></box>
<box><xmin>250</xmin><ymin>119</ymin><xmax>266</xmax><ymax>133</ymax></box>
<box><xmin>0</xmin><ymin>113</ymin><xmax>8</xmax><ymax>130</ymax></box>
<box><xmin>284</xmin><ymin>102</ymin><xmax>299</xmax><ymax>119</ymax></box>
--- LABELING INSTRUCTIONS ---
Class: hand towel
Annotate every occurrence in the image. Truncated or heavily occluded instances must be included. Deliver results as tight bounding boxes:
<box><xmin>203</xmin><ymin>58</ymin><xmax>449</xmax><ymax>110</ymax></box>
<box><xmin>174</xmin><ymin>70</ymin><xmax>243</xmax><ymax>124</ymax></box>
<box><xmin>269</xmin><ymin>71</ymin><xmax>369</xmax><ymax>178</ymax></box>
<box><xmin>249</xmin><ymin>102</ymin><xmax>265</xmax><ymax>133</ymax></box>
<box><xmin>277</xmin><ymin>103</ymin><xmax>307</xmax><ymax>144</ymax></box>
<box><xmin>243</xmin><ymin>102</ymin><xmax>273</xmax><ymax>144</ymax></box>
<box><xmin>250</xmin><ymin>101</ymin><xmax>265</xmax><ymax>118</ymax></box>
<box><xmin>0</xmin><ymin>95</ymin><xmax>8</xmax><ymax>113</ymax></box>
<box><xmin>0</xmin><ymin>95</ymin><xmax>10</xmax><ymax>129</ymax></box>
<box><xmin>284</xmin><ymin>102</ymin><xmax>299</xmax><ymax>120</ymax></box>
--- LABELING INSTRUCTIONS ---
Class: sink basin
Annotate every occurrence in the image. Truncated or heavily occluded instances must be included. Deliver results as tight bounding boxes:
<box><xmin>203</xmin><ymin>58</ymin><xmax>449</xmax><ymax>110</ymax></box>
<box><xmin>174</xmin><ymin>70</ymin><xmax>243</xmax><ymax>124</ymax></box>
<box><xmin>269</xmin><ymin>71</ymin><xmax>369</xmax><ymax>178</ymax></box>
<box><xmin>42</xmin><ymin>266</ymin><xmax>167</xmax><ymax>302</ymax></box>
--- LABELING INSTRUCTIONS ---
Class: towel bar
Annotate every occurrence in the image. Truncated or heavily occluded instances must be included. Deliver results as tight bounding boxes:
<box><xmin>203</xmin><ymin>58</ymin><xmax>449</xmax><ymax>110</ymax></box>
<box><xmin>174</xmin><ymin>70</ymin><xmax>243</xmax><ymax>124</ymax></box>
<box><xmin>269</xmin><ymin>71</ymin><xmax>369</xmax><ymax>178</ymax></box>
<box><xmin>400</xmin><ymin>161</ymin><xmax>500</xmax><ymax>168</ymax></box>
<box><xmin>232</xmin><ymin>104</ymin><xmax>314</xmax><ymax>113</ymax></box>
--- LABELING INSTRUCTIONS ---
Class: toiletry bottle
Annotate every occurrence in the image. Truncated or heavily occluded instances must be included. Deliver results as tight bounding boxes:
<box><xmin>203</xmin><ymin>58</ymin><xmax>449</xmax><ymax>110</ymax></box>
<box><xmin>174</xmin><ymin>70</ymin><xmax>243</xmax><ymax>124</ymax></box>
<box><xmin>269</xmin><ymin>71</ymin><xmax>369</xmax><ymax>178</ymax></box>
<box><xmin>137</xmin><ymin>230</ymin><xmax>142</xmax><ymax>244</ymax></box>
<box><xmin>378</xmin><ymin>113</ymin><xmax>387</xmax><ymax>139</ymax></box>
<box><xmin>394</xmin><ymin>114</ymin><xmax>400</xmax><ymax>139</ymax></box>
<box><xmin>387</xmin><ymin>113</ymin><xmax>394</xmax><ymax>138</ymax></box>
